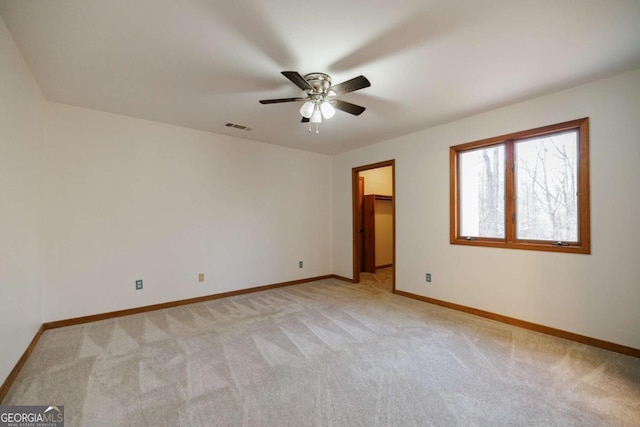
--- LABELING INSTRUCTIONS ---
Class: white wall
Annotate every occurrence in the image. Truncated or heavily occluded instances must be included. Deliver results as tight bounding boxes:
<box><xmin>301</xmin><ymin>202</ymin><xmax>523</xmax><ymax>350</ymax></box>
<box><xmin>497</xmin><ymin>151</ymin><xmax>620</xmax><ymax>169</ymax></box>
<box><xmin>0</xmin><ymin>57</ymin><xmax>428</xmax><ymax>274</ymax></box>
<box><xmin>333</xmin><ymin>68</ymin><xmax>640</xmax><ymax>349</ymax></box>
<box><xmin>42</xmin><ymin>103</ymin><xmax>332</xmax><ymax>321</ymax></box>
<box><xmin>0</xmin><ymin>18</ymin><xmax>44</xmax><ymax>383</ymax></box>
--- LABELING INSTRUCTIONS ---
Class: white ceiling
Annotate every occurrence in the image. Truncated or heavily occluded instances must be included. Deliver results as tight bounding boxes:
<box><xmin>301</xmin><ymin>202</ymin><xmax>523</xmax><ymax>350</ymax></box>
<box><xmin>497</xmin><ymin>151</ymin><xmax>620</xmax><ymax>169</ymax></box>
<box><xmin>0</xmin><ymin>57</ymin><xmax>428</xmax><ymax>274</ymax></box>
<box><xmin>2</xmin><ymin>0</ymin><xmax>640</xmax><ymax>155</ymax></box>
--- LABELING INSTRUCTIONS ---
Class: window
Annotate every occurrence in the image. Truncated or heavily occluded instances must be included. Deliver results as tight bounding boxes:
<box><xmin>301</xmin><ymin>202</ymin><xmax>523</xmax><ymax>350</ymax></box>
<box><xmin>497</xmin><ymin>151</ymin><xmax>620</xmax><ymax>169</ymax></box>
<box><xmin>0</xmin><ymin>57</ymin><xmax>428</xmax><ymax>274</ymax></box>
<box><xmin>450</xmin><ymin>118</ymin><xmax>590</xmax><ymax>253</ymax></box>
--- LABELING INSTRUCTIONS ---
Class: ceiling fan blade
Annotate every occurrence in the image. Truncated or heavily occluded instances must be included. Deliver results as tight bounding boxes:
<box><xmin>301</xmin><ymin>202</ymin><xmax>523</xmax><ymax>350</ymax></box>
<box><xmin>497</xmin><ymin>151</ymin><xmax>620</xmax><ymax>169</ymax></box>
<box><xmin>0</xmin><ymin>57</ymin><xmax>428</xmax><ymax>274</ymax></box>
<box><xmin>332</xmin><ymin>100</ymin><xmax>366</xmax><ymax>116</ymax></box>
<box><xmin>301</xmin><ymin>117</ymin><xmax>310</xmax><ymax>123</ymax></box>
<box><xmin>330</xmin><ymin>75</ymin><xmax>371</xmax><ymax>95</ymax></box>
<box><xmin>259</xmin><ymin>97</ymin><xmax>306</xmax><ymax>104</ymax></box>
<box><xmin>281</xmin><ymin>71</ymin><xmax>313</xmax><ymax>91</ymax></box>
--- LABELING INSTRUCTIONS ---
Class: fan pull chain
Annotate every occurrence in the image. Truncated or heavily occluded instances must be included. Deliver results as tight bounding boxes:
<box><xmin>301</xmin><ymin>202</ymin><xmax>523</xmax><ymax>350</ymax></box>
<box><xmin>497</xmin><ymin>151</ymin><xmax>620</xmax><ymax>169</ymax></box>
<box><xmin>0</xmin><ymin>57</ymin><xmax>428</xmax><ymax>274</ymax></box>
<box><xmin>308</xmin><ymin>123</ymin><xmax>320</xmax><ymax>134</ymax></box>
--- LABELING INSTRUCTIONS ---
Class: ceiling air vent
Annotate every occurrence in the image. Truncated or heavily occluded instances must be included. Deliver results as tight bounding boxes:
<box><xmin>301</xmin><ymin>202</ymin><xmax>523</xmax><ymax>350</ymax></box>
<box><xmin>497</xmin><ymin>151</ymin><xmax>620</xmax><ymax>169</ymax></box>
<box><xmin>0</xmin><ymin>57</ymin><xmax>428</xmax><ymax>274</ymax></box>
<box><xmin>225</xmin><ymin>122</ymin><xmax>252</xmax><ymax>131</ymax></box>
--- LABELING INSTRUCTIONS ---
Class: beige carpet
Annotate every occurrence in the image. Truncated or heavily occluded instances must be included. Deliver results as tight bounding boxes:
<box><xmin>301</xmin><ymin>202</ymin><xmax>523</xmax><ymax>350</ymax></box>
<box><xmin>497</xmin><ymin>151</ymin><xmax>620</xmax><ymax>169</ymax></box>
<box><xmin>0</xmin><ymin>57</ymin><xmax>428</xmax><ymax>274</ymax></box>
<box><xmin>4</xmin><ymin>269</ymin><xmax>640</xmax><ymax>426</ymax></box>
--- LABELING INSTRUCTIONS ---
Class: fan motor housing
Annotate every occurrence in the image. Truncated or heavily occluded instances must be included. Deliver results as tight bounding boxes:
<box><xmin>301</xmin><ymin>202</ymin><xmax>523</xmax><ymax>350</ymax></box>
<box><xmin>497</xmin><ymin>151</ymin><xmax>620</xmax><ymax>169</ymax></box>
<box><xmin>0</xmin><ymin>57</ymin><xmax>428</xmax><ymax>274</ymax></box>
<box><xmin>304</xmin><ymin>73</ymin><xmax>332</xmax><ymax>95</ymax></box>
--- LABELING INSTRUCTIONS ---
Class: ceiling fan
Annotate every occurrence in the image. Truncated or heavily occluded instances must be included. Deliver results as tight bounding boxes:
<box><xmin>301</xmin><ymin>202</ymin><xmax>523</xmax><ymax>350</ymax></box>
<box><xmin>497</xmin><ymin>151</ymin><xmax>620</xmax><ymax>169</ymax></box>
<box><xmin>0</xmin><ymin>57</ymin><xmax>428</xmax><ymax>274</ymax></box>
<box><xmin>259</xmin><ymin>71</ymin><xmax>371</xmax><ymax>133</ymax></box>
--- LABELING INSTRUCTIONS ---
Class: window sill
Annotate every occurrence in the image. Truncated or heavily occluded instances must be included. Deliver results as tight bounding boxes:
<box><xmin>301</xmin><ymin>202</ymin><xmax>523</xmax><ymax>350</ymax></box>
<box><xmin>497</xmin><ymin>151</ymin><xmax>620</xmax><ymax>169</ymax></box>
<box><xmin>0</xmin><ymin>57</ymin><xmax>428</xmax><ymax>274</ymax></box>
<box><xmin>450</xmin><ymin>238</ymin><xmax>590</xmax><ymax>254</ymax></box>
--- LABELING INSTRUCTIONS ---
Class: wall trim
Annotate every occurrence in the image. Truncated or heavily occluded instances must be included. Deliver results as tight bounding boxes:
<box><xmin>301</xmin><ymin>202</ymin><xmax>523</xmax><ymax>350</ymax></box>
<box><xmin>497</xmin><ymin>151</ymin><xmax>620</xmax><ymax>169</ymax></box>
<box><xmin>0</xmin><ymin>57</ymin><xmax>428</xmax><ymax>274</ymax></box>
<box><xmin>0</xmin><ymin>325</ymin><xmax>45</xmax><ymax>403</ymax></box>
<box><xmin>330</xmin><ymin>274</ymin><xmax>356</xmax><ymax>283</ymax></box>
<box><xmin>393</xmin><ymin>289</ymin><xmax>640</xmax><ymax>358</ymax></box>
<box><xmin>44</xmin><ymin>275</ymin><xmax>334</xmax><ymax>329</ymax></box>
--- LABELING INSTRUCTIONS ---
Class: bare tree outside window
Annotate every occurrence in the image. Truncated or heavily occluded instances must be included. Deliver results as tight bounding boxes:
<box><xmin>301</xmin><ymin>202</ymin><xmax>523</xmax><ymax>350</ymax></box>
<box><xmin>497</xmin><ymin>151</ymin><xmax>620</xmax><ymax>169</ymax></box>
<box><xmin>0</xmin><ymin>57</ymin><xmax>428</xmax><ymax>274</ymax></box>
<box><xmin>459</xmin><ymin>145</ymin><xmax>505</xmax><ymax>238</ymax></box>
<box><xmin>515</xmin><ymin>131</ymin><xmax>578</xmax><ymax>242</ymax></box>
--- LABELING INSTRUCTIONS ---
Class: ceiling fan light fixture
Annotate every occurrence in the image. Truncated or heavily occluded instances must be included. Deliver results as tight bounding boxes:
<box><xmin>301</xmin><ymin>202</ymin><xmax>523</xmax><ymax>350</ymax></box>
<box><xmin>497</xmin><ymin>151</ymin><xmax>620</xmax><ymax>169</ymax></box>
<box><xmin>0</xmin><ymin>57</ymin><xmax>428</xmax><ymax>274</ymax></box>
<box><xmin>320</xmin><ymin>101</ymin><xmax>335</xmax><ymax>119</ymax></box>
<box><xmin>260</xmin><ymin>71</ymin><xmax>370</xmax><ymax>134</ymax></box>
<box><xmin>299</xmin><ymin>101</ymin><xmax>315</xmax><ymax>118</ymax></box>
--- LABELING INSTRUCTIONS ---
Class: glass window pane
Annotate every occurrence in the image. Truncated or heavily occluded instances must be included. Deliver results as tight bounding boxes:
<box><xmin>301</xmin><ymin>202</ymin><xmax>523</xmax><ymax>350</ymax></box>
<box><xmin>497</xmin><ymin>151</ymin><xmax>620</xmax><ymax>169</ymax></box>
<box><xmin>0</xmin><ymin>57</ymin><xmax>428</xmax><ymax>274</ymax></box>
<box><xmin>515</xmin><ymin>131</ymin><xmax>578</xmax><ymax>242</ymax></box>
<box><xmin>459</xmin><ymin>144</ymin><xmax>505</xmax><ymax>238</ymax></box>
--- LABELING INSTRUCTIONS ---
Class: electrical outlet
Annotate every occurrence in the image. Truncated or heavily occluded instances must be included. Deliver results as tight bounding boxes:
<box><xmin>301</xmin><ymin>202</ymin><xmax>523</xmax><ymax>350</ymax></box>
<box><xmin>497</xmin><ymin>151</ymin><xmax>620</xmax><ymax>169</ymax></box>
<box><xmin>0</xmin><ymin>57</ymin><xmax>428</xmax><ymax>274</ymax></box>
<box><xmin>198</xmin><ymin>273</ymin><xmax>205</xmax><ymax>282</ymax></box>
<box><xmin>135</xmin><ymin>279</ymin><xmax>143</xmax><ymax>290</ymax></box>
<box><xmin>299</xmin><ymin>261</ymin><xmax>303</xmax><ymax>268</ymax></box>
<box><xmin>426</xmin><ymin>273</ymin><xmax>431</xmax><ymax>283</ymax></box>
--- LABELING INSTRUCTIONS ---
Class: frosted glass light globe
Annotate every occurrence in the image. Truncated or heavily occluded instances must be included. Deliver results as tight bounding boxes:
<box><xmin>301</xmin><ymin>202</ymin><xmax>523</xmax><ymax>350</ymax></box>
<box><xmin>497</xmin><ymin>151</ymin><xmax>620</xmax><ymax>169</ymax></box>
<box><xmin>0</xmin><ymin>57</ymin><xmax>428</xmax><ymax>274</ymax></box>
<box><xmin>320</xmin><ymin>101</ymin><xmax>336</xmax><ymax>119</ymax></box>
<box><xmin>299</xmin><ymin>101</ymin><xmax>314</xmax><ymax>118</ymax></box>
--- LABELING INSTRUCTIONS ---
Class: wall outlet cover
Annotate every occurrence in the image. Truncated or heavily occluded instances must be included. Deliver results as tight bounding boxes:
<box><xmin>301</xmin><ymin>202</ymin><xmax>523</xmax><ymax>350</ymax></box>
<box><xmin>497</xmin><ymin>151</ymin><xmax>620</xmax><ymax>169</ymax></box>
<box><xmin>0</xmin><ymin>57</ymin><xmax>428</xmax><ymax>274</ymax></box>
<box><xmin>426</xmin><ymin>273</ymin><xmax>431</xmax><ymax>283</ymax></box>
<box><xmin>198</xmin><ymin>273</ymin><xmax>205</xmax><ymax>282</ymax></box>
<box><xmin>135</xmin><ymin>279</ymin><xmax>143</xmax><ymax>290</ymax></box>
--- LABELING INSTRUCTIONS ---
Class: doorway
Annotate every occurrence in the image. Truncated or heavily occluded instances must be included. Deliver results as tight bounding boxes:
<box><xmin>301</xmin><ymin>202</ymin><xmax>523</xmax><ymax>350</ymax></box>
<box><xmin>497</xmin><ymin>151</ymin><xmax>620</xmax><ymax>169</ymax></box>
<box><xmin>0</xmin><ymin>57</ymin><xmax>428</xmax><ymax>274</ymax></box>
<box><xmin>352</xmin><ymin>160</ymin><xmax>395</xmax><ymax>290</ymax></box>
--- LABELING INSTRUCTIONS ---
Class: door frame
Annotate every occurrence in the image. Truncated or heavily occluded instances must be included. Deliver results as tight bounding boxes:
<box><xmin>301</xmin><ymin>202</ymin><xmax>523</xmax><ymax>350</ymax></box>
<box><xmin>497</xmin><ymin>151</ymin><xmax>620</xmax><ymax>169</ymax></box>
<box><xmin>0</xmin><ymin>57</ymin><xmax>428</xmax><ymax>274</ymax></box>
<box><xmin>351</xmin><ymin>159</ymin><xmax>396</xmax><ymax>290</ymax></box>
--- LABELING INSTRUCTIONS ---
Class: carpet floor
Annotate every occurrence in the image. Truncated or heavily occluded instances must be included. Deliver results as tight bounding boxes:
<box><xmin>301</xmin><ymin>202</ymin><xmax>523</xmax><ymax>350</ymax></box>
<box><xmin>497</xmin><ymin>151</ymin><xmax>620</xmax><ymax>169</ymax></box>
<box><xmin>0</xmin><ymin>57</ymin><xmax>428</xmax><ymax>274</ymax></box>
<box><xmin>4</xmin><ymin>268</ymin><xmax>640</xmax><ymax>426</ymax></box>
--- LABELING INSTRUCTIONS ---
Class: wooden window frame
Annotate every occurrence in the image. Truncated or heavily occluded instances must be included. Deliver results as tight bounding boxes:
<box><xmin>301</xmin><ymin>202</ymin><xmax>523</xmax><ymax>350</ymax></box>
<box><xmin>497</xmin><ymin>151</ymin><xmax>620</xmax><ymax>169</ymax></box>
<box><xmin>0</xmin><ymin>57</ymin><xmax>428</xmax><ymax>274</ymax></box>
<box><xmin>450</xmin><ymin>118</ymin><xmax>590</xmax><ymax>254</ymax></box>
